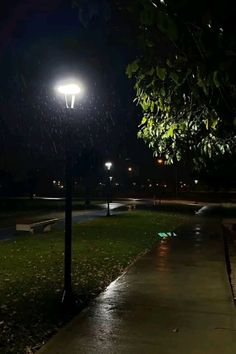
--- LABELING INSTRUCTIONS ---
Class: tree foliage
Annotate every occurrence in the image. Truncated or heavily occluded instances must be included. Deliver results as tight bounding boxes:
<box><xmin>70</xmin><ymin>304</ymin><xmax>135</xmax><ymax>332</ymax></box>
<box><xmin>123</xmin><ymin>0</ymin><xmax>236</xmax><ymax>166</ymax></box>
<box><xmin>71</xmin><ymin>0</ymin><xmax>236</xmax><ymax>167</ymax></box>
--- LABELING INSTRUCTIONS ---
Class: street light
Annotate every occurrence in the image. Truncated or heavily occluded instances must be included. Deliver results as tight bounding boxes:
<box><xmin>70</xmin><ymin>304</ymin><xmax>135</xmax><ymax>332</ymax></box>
<box><xmin>105</xmin><ymin>161</ymin><xmax>112</xmax><ymax>171</ymax></box>
<box><xmin>56</xmin><ymin>80</ymin><xmax>83</xmax><ymax>305</ymax></box>
<box><xmin>105</xmin><ymin>161</ymin><xmax>112</xmax><ymax>216</ymax></box>
<box><xmin>57</xmin><ymin>83</ymin><xmax>82</xmax><ymax>108</ymax></box>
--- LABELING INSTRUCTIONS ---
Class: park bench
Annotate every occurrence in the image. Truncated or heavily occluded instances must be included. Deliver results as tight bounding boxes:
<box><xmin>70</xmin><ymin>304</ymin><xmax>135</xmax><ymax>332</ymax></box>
<box><xmin>16</xmin><ymin>218</ymin><xmax>59</xmax><ymax>234</ymax></box>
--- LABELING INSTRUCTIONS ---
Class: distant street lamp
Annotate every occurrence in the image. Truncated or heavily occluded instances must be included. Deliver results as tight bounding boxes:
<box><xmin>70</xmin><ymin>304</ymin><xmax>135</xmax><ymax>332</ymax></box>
<box><xmin>105</xmin><ymin>161</ymin><xmax>112</xmax><ymax>171</ymax></box>
<box><xmin>157</xmin><ymin>158</ymin><xmax>164</xmax><ymax>165</ymax></box>
<box><xmin>105</xmin><ymin>161</ymin><xmax>112</xmax><ymax>216</ymax></box>
<box><xmin>56</xmin><ymin>80</ymin><xmax>83</xmax><ymax>304</ymax></box>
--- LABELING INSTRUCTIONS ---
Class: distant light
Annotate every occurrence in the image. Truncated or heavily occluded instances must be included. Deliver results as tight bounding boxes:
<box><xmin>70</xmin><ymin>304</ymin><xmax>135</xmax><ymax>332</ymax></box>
<box><xmin>207</xmin><ymin>23</ymin><xmax>211</xmax><ymax>28</ymax></box>
<box><xmin>115</xmin><ymin>183</ymin><xmax>119</xmax><ymax>186</ymax></box>
<box><xmin>53</xmin><ymin>180</ymin><xmax>56</xmax><ymax>184</ymax></box>
<box><xmin>128</xmin><ymin>167</ymin><xmax>132</xmax><ymax>172</ymax></box>
<box><xmin>109</xmin><ymin>176</ymin><xmax>113</xmax><ymax>181</ymax></box>
<box><xmin>164</xmin><ymin>184</ymin><xmax>167</xmax><ymax>188</ymax></box>
<box><xmin>105</xmin><ymin>161</ymin><xmax>112</xmax><ymax>170</ymax></box>
<box><xmin>151</xmin><ymin>1</ymin><xmax>157</xmax><ymax>7</ymax></box>
<box><xmin>149</xmin><ymin>184</ymin><xmax>152</xmax><ymax>187</ymax></box>
<box><xmin>194</xmin><ymin>179</ymin><xmax>199</xmax><ymax>184</ymax></box>
<box><xmin>219</xmin><ymin>27</ymin><xmax>223</xmax><ymax>33</ymax></box>
<box><xmin>157</xmin><ymin>159</ymin><xmax>164</xmax><ymax>165</ymax></box>
<box><xmin>156</xmin><ymin>183</ymin><xmax>159</xmax><ymax>186</ymax></box>
<box><xmin>160</xmin><ymin>0</ymin><xmax>165</xmax><ymax>4</ymax></box>
<box><xmin>158</xmin><ymin>232</ymin><xmax>177</xmax><ymax>238</ymax></box>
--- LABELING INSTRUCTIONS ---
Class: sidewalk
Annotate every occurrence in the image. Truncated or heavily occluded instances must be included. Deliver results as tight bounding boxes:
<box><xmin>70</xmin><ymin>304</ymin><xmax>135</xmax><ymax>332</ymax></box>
<box><xmin>38</xmin><ymin>218</ymin><xmax>236</xmax><ymax>354</ymax></box>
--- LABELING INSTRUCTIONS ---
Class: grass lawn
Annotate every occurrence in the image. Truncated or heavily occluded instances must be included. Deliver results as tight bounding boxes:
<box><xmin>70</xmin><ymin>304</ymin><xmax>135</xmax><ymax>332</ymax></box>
<box><xmin>0</xmin><ymin>210</ymin><xmax>187</xmax><ymax>353</ymax></box>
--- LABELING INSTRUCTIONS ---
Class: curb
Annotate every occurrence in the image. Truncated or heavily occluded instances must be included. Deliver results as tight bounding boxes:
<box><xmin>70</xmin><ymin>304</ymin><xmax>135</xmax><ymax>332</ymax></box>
<box><xmin>222</xmin><ymin>224</ymin><xmax>236</xmax><ymax>304</ymax></box>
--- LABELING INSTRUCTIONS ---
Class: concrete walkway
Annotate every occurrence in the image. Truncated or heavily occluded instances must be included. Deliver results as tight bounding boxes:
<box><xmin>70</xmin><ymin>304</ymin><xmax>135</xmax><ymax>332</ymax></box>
<box><xmin>39</xmin><ymin>217</ymin><xmax>236</xmax><ymax>354</ymax></box>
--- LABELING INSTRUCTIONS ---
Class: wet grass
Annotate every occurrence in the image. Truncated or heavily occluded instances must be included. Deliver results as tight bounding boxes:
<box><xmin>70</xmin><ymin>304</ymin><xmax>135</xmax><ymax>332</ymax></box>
<box><xmin>0</xmin><ymin>210</ymin><xmax>187</xmax><ymax>353</ymax></box>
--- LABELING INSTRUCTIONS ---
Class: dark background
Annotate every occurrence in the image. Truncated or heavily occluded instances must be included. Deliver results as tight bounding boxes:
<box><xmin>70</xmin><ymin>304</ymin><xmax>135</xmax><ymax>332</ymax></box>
<box><xmin>0</xmin><ymin>0</ymin><xmax>235</xmax><ymax>197</ymax></box>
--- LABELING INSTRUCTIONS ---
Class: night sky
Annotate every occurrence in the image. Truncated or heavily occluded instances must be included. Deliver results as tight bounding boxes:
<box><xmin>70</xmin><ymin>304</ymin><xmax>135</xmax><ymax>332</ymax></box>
<box><xmin>0</xmin><ymin>0</ymin><xmax>224</xmax><ymax>193</ymax></box>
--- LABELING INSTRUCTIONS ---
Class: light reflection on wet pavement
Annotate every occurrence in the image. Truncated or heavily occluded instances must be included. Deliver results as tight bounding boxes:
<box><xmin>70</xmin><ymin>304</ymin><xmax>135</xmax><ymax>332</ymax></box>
<box><xmin>39</xmin><ymin>216</ymin><xmax>236</xmax><ymax>354</ymax></box>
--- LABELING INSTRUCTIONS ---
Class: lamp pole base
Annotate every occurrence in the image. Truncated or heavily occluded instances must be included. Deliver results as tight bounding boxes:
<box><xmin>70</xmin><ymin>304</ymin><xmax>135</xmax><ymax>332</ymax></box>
<box><xmin>61</xmin><ymin>287</ymin><xmax>75</xmax><ymax>309</ymax></box>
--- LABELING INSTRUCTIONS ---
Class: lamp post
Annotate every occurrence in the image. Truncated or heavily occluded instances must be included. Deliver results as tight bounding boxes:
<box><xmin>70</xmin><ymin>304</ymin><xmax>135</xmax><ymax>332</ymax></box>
<box><xmin>56</xmin><ymin>81</ymin><xmax>83</xmax><ymax>304</ymax></box>
<box><xmin>105</xmin><ymin>162</ymin><xmax>112</xmax><ymax>216</ymax></box>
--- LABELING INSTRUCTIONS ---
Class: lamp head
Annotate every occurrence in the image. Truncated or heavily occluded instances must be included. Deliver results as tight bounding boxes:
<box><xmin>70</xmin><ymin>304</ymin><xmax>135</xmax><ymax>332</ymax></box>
<box><xmin>105</xmin><ymin>162</ymin><xmax>112</xmax><ymax>170</ymax></box>
<box><xmin>56</xmin><ymin>80</ymin><xmax>84</xmax><ymax>109</ymax></box>
<box><xmin>57</xmin><ymin>84</ymin><xmax>81</xmax><ymax>95</ymax></box>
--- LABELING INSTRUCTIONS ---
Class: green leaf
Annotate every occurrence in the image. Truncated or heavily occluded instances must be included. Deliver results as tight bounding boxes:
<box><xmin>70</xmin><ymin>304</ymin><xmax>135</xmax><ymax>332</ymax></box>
<box><xmin>166</xmin><ymin>59</ymin><xmax>173</xmax><ymax>68</ymax></box>
<box><xmin>160</xmin><ymin>87</ymin><xmax>166</xmax><ymax>96</ymax></box>
<box><xmin>170</xmin><ymin>72</ymin><xmax>179</xmax><ymax>84</ymax></box>
<box><xmin>126</xmin><ymin>60</ymin><xmax>139</xmax><ymax>78</ymax></box>
<box><xmin>204</xmin><ymin>119</ymin><xmax>209</xmax><ymax>130</ymax></box>
<box><xmin>163</xmin><ymin>124</ymin><xmax>177</xmax><ymax>138</ymax></box>
<box><xmin>141</xmin><ymin>116</ymin><xmax>147</xmax><ymax>125</ymax></box>
<box><xmin>156</xmin><ymin>67</ymin><xmax>166</xmax><ymax>81</ymax></box>
<box><xmin>213</xmin><ymin>71</ymin><xmax>220</xmax><ymax>88</ymax></box>
<box><xmin>147</xmin><ymin>67</ymin><xmax>155</xmax><ymax>76</ymax></box>
<box><xmin>150</xmin><ymin>101</ymin><xmax>155</xmax><ymax>112</ymax></box>
<box><xmin>211</xmin><ymin>118</ymin><xmax>219</xmax><ymax>130</ymax></box>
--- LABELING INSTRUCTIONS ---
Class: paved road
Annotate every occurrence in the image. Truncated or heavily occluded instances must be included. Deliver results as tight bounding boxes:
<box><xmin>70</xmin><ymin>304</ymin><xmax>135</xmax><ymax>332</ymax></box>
<box><xmin>38</xmin><ymin>217</ymin><xmax>236</xmax><ymax>354</ymax></box>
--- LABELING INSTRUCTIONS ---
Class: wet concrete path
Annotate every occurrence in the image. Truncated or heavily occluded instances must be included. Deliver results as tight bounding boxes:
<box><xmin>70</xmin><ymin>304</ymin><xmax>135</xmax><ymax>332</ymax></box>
<box><xmin>39</xmin><ymin>217</ymin><xmax>236</xmax><ymax>354</ymax></box>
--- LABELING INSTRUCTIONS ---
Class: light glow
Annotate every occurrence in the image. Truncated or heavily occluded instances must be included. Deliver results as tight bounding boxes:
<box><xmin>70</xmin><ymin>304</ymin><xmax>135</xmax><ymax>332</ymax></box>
<box><xmin>56</xmin><ymin>81</ymin><xmax>83</xmax><ymax>109</ymax></box>
<box><xmin>105</xmin><ymin>162</ymin><xmax>112</xmax><ymax>170</ymax></box>
<box><xmin>57</xmin><ymin>84</ymin><xmax>81</xmax><ymax>95</ymax></box>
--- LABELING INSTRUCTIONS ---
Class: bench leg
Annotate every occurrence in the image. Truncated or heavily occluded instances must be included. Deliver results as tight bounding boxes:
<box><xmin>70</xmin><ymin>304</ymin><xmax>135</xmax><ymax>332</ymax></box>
<box><xmin>43</xmin><ymin>225</ymin><xmax>52</xmax><ymax>232</ymax></box>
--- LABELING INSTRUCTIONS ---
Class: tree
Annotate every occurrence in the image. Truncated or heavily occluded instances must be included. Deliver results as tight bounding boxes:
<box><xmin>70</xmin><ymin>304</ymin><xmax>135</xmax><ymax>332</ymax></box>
<box><xmin>72</xmin><ymin>0</ymin><xmax>236</xmax><ymax>167</ymax></box>
<box><xmin>122</xmin><ymin>0</ymin><xmax>236</xmax><ymax>167</ymax></box>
